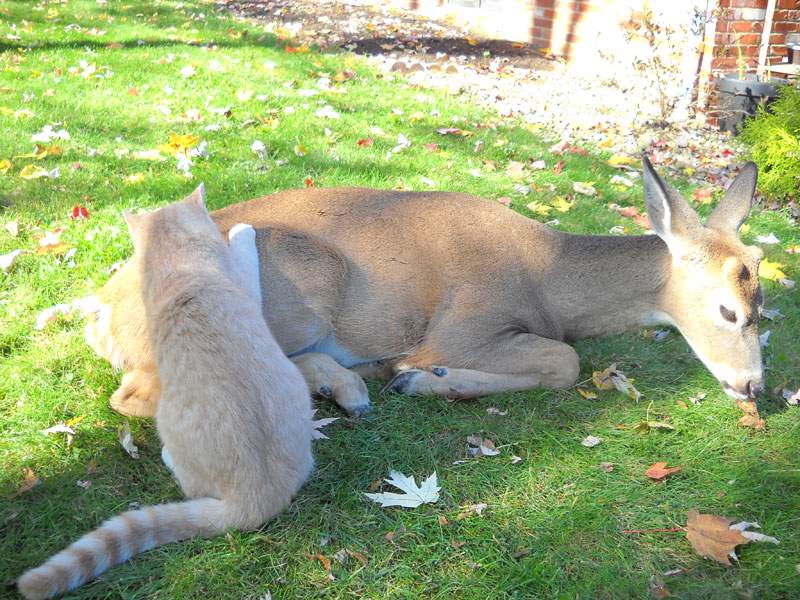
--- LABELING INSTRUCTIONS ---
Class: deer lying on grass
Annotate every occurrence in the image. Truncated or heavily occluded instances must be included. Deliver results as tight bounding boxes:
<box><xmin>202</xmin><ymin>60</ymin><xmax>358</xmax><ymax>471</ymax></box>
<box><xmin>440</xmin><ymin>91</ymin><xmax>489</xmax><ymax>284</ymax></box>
<box><xmin>85</xmin><ymin>157</ymin><xmax>764</xmax><ymax>418</ymax></box>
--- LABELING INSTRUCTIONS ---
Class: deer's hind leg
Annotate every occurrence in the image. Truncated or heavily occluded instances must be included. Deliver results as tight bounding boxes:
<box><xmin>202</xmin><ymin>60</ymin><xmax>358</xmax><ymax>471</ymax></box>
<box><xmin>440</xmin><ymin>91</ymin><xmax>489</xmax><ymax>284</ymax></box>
<box><xmin>383</xmin><ymin>332</ymin><xmax>579</xmax><ymax>399</ymax></box>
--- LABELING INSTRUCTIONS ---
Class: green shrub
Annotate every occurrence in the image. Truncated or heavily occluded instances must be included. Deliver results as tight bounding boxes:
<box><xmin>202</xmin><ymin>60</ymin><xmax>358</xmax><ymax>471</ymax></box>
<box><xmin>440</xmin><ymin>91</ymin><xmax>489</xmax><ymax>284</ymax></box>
<box><xmin>739</xmin><ymin>83</ymin><xmax>800</xmax><ymax>201</ymax></box>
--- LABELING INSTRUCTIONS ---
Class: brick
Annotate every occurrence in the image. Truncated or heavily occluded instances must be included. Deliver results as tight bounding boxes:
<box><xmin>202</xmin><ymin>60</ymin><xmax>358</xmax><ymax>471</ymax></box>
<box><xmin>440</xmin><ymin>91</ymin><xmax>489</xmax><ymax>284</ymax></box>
<box><xmin>728</xmin><ymin>0</ymin><xmax>767</xmax><ymax>7</ymax></box>
<box><xmin>740</xmin><ymin>7</ymin><xmax>767</xmax><ymax>19</ymax></box>
<box><xmin>727</xmin><ymin>21</ymin><xmax>764</xmax><ymax>32</ymax></box>
<box><xmin>776</xmin><ymin>0</ymin><xmax>800</xmax><ymax>9</ymax></box>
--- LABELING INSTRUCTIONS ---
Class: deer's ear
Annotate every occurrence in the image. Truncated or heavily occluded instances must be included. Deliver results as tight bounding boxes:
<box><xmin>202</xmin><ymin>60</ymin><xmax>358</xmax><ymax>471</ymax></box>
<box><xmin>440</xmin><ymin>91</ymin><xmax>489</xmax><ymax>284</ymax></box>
<box><xmin>184</xmin><ymin>183</ymin><xmax>206</xmax><ymax>209</ymax></box>
<box><xmin>642</xmin><ymin>155</ymin><xmax>701</xmax><ymax>254</ymax></box>
<box><xmin>706</xmin><ymin>162</ymin><xmax>757</xmax><ymax>233</ymax></box>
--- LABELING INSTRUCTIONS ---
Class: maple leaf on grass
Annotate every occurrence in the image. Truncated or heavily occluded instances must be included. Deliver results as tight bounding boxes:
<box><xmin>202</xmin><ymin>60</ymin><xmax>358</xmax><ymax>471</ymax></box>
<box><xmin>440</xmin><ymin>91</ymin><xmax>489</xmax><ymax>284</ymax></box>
<box><xmin>364</xmin><ymin>470</ymin><xmax>440</xmax><ymax>508</ymax></box>
<box><xmin>311</xmin><ymin>409</ymin><xmax>339</xmax><ymax>440</ymax></box>
<box><xmin>736</xmin><ymin>400</ymin><xmax>765</xmax><ymax>430</ymax></box>
<box><xmin>645</xmin><ymin>462</ymin><xmax>681</xmax><ymax>480</ymax></box>
<box><xmin>686</xmin><ymin>509</ymin><xmax>779</xmax><ymax>566</ymax></box>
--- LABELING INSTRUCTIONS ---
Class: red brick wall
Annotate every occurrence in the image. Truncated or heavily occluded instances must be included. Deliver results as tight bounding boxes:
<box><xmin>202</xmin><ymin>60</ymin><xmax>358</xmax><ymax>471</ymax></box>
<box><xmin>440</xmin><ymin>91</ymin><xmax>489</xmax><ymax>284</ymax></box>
<box><xmin>712</xmin><ymin>0</ymin><xmax>800</xmax><ymax>73</ymax></box>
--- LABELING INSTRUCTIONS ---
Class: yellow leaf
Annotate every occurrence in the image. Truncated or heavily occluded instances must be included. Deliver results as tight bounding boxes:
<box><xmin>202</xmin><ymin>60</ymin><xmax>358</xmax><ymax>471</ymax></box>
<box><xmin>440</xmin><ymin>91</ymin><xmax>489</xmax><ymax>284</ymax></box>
<box><xmin>551</xmin><ymin>196</ymin><xmax>574</xmax><ymax>212</ymax></box>
<box><xmin>293</xmin><ymin>143</ymin><xmax>307</xmax><ymax>157</ymax></box>
<box><xmin>0</xmin><ymin>158</ymin><xmax>11</xmax><ymax>174</ymax></box>
<box><xmin>466</xmin><ymin>37</ymin><xmax>478</xmax><ymax>46</ymax></box>
<box><xmin>157</xmin><ymin>132</ymin><xmax>199</xmax><ymax>156</ymax></box>
<box><xmin>577</xmin><ymin>387</ymin><xmax>598</xmax><ymax>400</ymax></box>
<box><xmin>19</xmin><ymin>164</ymin><xmax>49</xmax><ymax>179</ymax></box>
<box><xmin>759</xmin><ymin>259</ymin><xmax>787</xmax><ymax>282</ymax></box>
<box><xmin>608</xmin><ymin>153</ymin><xmax>637</xmax><ymax>168</ymax></box>
<box><xmin>15</xmin><ymin>144</ymin><xmax>59</xmax><ymax>159</ymax></box>
<box><xmin>526</xmin><ymin>202</ymin><xmax>552</xmax><ymax>216</ymax></box>
<box><xmin>124</xmin><ymin>173</ymin><xmax>145</xmax><ymax>184</ymax></box>
<box><xmin>739</xmin><ymin>223</ymin><xmax>751</xmax><ymax>235</ymax></box>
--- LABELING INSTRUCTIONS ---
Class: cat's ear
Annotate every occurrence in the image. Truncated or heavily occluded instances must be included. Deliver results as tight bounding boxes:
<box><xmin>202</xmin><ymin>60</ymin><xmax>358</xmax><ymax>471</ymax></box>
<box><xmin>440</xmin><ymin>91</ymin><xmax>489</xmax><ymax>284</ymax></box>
<box><xmin>184</xmin><ymin>183</ymin><xmax>206</xmax><ymax>209</ymax></box>
<box><xmin>123</xmin><ymin>210</ymin><xmax>145</xmax><ymax>250</ymax></box>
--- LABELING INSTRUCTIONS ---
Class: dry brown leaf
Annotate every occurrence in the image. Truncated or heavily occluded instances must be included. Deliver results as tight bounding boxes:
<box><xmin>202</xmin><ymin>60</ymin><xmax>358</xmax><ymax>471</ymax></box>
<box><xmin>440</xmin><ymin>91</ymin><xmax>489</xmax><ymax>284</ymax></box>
<box><xmin>686</xmin><ymin>509</ymin><xmax>778</xmax><ymax>565</ymax></box>
<box><xmin>345</xmin><ymin>549</ymin><xmax>369</xmax><ymax>566</ymax></box>
<box><xmin>645</xmin><ymin>462</ymin><xmax>681</xmax><ymax>481</ymax></box>
<box><xmin>592</xmin><ymin>363</ymin><xmax>641</xmax><ymax>401</ymax></box>
<box><xmin>736</xmin><ymin>400</ymin><xmax>765</xmax><ymax>430</ymax></box>
<box><xmin>311</xmin><ymin>553</ymin><xmax>335</xmax><ymax>580</ymax></box>
<box><xmin>13</xmin><ymin>467</ymin><xmax>41</xmax><ymax>497</ymax></box>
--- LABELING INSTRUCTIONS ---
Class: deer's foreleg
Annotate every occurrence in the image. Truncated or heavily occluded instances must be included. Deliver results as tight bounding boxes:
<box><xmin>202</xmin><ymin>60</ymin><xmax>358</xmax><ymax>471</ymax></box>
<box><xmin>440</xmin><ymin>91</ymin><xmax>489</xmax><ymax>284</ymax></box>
<box><xmin>383</xmin><ymin>333</ymin><xmax>579</xmax><ymax>399</ymax></box>
<box><xmin>291</xmin><ymin>352</ymin><xmax>371</xmax><ymax>416</ymax></box>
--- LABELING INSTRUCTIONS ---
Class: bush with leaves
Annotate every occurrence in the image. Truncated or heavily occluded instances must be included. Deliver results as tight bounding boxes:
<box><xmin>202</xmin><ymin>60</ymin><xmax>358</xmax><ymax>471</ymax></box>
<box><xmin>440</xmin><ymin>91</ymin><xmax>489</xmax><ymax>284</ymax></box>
<box><xmin>739</xmin><ymin>83</ymin><xmax>800</xmax><ymax>201</ymax></box>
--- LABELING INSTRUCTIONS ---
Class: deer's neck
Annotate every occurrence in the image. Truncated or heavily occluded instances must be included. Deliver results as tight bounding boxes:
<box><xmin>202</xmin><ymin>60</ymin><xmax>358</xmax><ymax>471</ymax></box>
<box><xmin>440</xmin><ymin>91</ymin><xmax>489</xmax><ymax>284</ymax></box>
<box><xmin>550</xmin><ymin>233</ymin><xmax>672</xmax><ymax>341</ymax></box>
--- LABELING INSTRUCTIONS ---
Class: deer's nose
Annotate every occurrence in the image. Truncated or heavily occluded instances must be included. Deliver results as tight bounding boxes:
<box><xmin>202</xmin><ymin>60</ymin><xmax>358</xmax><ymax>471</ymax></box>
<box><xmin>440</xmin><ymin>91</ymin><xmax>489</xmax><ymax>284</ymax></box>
<box><xmin>747</xmin><ymin>380</ymin><xmax>763</xmax><ymax>399</ymax></box>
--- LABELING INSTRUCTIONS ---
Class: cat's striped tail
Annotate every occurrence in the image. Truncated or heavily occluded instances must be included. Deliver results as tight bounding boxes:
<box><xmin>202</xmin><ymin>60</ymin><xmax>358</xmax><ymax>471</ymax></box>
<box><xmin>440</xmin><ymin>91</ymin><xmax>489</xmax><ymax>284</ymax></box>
<box><xmin>17</xmin><ymin>497</ymin><xmax>229</xmax><ymax>600</ymax></box>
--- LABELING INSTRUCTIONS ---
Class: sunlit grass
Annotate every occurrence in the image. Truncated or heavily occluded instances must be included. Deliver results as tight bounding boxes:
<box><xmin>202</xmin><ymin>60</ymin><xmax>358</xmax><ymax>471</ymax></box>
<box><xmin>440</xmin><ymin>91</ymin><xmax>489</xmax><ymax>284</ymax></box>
<box><xmin>1</xmin><ymin>1</ymin><xmax>798</xmax><ymax>598</ymax></box>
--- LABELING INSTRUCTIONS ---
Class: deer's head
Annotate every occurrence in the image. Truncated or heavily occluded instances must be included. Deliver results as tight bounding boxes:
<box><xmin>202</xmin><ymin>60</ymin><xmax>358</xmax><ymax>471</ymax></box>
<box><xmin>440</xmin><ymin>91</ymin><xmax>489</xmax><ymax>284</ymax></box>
<box><xmin>643</xmin><ymin>157</ymin><xmax>764</xmax><ymax>399</ymax></box>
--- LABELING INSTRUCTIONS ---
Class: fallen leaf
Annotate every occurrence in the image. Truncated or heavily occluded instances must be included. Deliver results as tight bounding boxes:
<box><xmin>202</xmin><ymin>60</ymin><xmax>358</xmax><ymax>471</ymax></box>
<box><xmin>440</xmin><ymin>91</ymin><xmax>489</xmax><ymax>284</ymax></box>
<box><xmin>356</xmin><ymin>138</ymin><xmax>373</xmax><ymax>147</ymax></box>
<box><xmin>311</xmin><ymin>409</ymin><xmax>339</xmax><ymax>440</ymax></box>
<box><xmin>76</xmin><ymin>479</ymin><xmax>91</xmax><ymax>489</ymax></box>
<box><xmin>486</xmin><ymin>407</ymin><xmax>508</xmax><ymax>416</ymax></box>
<box><xmin>364</xmin><ymin>470</ymin><xmax>440</xmax><ymax>508</ymax></box>
<box><xmin>333</xmin><ymin>70</ymin><xmax>355</xmax><ymax>83</ymax></box>
<box><xmin>118</xmin><ymin>419</ymin><xmax>139</xmax><ymax>459</ymax></box>
<box><xmin>576</xmin><ymin>387</ymin><xmax>597</xmax><ymax>399</ymax></box>
<box><xmin>592</xmin><ymin>363</ymin><xmax>641</xmax><ymax>401</ymax></box>
<box><xmin>636</xmin><ymin>421</ymin><xmax>676</xmax><ymax>433</ymax></box>
<box><xmin>783</xmin><ymin>388</ymin><xmax>799</xmax><ymax>406</ymax></box>
<box><xmin>759</xmin><ymin>259</ymin><xmax>787</xmax><ymax>282</ymax></box>
<box><xmin>607</xmin><ymin>153</ymin><xmax>637</xmax><ymax>168</ymax></box>
<box><xmin>157</xmin><ymin>133</ymin><xmax>199</xmax><ymax>156</ymax></box>
<box><xmin>645</xmin><ymin>462</ymin><xmax>681</xmax><ymax>480</ymax></box>
<box><xmin>686</xmin><ymin>509</ymin><xmax>779</xmax><ymax>566</ymax></box>
<box><xmin>3</xmin><ymin>221</ymin><xmax>17</xmax><ymax>237</ymax></box>
<box><xmin>581</xmin><ymin>435</ymin><xmax>601</xmax><ymax>448</ymax></box>
<box><xmin>573</xmin><ymin>181</ymin><xmax>596</xmax><ymax>196</ymax></box>
<box><xmin>693</xmin><ymin>188</ymin><xmax>713</xmax><ymax>204</ymax></box>
<box><xmin>311</xmin><ymin>553</ymin><xmax>335</xmax><ymax>580</ymax></box>
<box><xmin>736</xmin><ymin>400</ymin><xmax>765</xmax><ymax>430</ymax></box>
<box><xmin>304</xmin><ymin>177</ymin><xmax>314</xmax><ymax>188</ymax></box>
<box><xmin>552</xmin><ymin>160</ymin><xmax>564</xmax><ymax>174</ymax></box>
<box><xmin>70</xmin><ymin>205</ymin><xmax>90</xmax><ymax>220</ymax></box>
<box><xmin>511</xmin><ymin>455</ymin><xmax>523</xmax><ymax>464</ymax></box>
<box><xmin>0</xmin><ymin>249</ymin><xmax>22</xmax><ymax>273</ymax></box>
<box><xmin>34</xmin><ymin>303</ymin><xmax>72</xmax><ymax>329</ymax></box>
<box><xmin>12</xmin><ymin>468</ymin><xmax>40</xmax><ymax>497</ymax></box>
<box><xmin>438</xmin><ymin>515</ymin><xmax>449</xmax><ymax>526</ymax></box>
<box><xmin>294</xmin><ymin>143</ymin><xmax>307</xmax><ymax>157</ymax></box>
<box><xmin>756</xmin><ymin>233</ymin><xmax>780</xmax><ymax>245</ymax></box>
<box><xmin>600</xmin><ymin>462</ymin><xmax>614</xmax><ymax>472</ymax></box>
<box><xmin>0</xmin><ymin>158</ymin><xmax>11</xmax><ymax>173</ymax></box>
<box><xmin>19</xmin><ymin>165</ymin><xmax>51</xmax><ymax>180</ymax></box>
<box><xmin>649</xmin><ymin>574</ymin><xmax>670</xmax><ymax>599</ymax></box>
<box><xmin>456</xmin><ymin>502</ymin><xmax>488</xmax><ymax>519</ymax></box>
<box><xmin>466</xmin><ymin>435</ymin><xmax>500</xmax><ymax>457</ymax></box>
<box><xmin>550</xmin><ymin>196</ymin><xmax>574</xmax><ymax>212</ymax></box>
<box><xmin>505</xmin><ymin>160</ymin><xmax>526</xmax><ymax>179</ymax></box>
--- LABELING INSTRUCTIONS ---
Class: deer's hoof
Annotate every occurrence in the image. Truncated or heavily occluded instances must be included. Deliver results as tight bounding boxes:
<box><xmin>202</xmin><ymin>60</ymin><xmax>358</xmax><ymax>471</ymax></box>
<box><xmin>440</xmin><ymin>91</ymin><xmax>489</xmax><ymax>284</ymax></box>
<box><xmin>381</xmin><ymin>369</ymin><xmax>424</xmax><ymax>395</ymax></box>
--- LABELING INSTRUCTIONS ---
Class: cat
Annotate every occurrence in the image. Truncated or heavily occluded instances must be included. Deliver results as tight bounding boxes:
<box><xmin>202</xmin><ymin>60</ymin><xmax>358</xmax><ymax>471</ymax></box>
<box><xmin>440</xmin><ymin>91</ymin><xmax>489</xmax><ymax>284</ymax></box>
<box><xmin>18</xmin><ymin>187</ymin><xmax>314</xmax><ymax>599</ymax></box>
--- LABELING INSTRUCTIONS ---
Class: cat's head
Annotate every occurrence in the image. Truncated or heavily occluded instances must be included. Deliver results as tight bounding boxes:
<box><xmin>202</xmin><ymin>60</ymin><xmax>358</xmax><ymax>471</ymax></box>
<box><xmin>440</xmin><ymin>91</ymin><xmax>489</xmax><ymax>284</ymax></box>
<box><xmin>123</xmin><ymin>184</ymin><xmax>218</xmax><ymax>254</ymax></box>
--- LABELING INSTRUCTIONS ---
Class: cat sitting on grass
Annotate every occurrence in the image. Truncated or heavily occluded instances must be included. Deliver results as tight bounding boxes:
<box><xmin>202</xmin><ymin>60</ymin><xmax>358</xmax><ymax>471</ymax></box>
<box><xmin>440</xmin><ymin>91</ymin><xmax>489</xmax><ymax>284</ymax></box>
<box><xmin>18</xmin><ymin>186</ymin><xmax>314</xmax><ymax>599</ymax></box>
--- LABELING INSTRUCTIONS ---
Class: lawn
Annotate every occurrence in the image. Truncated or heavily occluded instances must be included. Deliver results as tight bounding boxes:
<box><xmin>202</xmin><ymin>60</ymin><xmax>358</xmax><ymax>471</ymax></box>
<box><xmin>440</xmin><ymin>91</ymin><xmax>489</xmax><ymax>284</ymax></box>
<box><xmin>1</xmin><ymin>1</ymin><xmax>799</xmax><ymax>598</ymax></box>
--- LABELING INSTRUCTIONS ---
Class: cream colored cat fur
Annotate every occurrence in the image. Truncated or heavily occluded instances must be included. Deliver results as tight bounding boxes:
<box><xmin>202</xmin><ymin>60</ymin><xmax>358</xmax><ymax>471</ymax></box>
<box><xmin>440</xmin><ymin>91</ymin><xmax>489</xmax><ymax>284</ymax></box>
<box><xmin>17</xmin><ymin>188</ymin><xmax>314</xmax><ymax>599</ymax></box>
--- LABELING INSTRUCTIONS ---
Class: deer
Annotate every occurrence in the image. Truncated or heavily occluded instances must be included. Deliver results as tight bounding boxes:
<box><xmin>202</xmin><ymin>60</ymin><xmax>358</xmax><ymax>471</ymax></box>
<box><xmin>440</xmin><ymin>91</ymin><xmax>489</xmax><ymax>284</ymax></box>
<box><xmin>83</xmin><ymin>157</ymin><xmax>764</xmax><ymax>419</ymax></box>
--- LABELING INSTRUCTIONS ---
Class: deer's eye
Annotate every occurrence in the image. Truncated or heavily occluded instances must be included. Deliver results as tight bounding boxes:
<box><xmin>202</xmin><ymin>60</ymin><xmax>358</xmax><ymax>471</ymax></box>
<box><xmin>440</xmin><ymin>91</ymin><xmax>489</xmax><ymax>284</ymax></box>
<box><xmin>720</xmin><ymin>305</ymin><xmax>737</xmax><ymax>324</ymax></box>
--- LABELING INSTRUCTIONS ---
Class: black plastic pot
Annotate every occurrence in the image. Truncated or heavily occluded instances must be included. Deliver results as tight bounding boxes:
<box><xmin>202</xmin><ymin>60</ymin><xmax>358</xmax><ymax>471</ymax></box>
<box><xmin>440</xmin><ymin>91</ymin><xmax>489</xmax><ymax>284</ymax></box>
<box><xmin>715</xmin><ymin>73</ymin><xmax>786</xmax><ymax>133</ymax></box>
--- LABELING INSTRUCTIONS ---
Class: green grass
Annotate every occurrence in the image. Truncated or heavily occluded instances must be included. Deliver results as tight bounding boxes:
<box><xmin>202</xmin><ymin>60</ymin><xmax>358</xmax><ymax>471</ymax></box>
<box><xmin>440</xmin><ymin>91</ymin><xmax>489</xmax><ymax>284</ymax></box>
<box><xmin>1</xmin><ymin>1</ymin><xmax>799</xmax><ymax>598</ymax></box>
